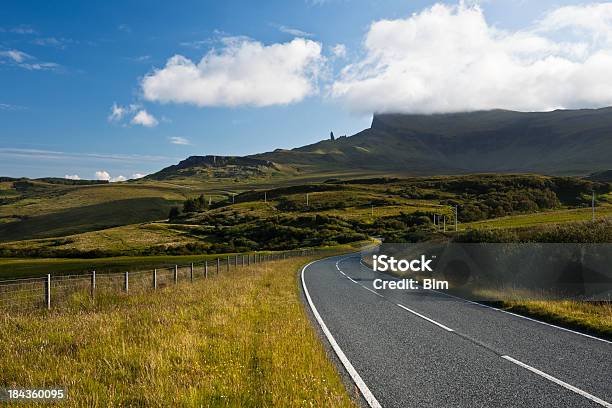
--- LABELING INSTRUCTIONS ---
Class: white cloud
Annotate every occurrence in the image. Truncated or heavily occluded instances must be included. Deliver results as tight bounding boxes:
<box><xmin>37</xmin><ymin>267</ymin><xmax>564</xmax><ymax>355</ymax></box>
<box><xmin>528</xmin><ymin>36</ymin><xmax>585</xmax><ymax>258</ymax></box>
<box><xmin>0</xmin><ymin>49</ymin><xmax>59</xmax><ymax>71</ymax></box>
<box><xmin>1</xmin><ymin>26</ymin><xmax>36</xmax><ymax>34</ymax></box>
<box><xmin>169</xmin><ymin>136</ymin><xmax>190</xmax><ymax>145</ymax></box>
<box><xmin>31</xmin><ymin>37</ymin><xmax>75</xmax><ymax>49</ymax></box>
<box><xmin>0</xmin><ymin>103</ymin><xmax>26</xmax><ymax>111</ymax></box>
<box><xmin>330</xmin><ymin>43</ymin><xmax>347</xmax><ymax>58</ymax></box>
<box><xmin>0</xmin><ymin>49</ymin><xmax>30</xmax><ymax>63</ymax></box>
<box><xmin>331</xmin><ymin>3</ymin><xmax>612</xmax><ymax>114</ymax></box>
<box><xmin>131</xmin><ymin>109</ymin><xmax>158</xmax><ymax>127</ymax></box>
<box><xmin>95</xmin><ymin>170</ymin><xmax>126</xmax><ymax>182</ymax></box>
<box><xmin>95</xmin><ymin>170</ymin><xmax>111</xmax><ymax>181</ymax></box>
<box><xmin>131</xmin><ymin>173</ymin><xmax>146</xmax><ymax>179</ymax></box>
<box><xmin>278</xmin><ymin>25</ymin><xmax>313</xmax><ymax>37</ymax></box>
<box><xmin>64</xmin><ymin>174</ymin><xmax>80</xmax><ymax>180</ymax></box>
<box><xmin>108</xmin><ymin>103</ymin><xmax>127</xmax><ymax>122</ymax></box>
<box><xmin>110</xmin><ymin>175</ymin><xmax>127</xmax><ymax>182</ymax></box>
<box><xmin>141</xmin><ymin>37</ymin><xmax>323</xmax><ymax>107</ymax></box>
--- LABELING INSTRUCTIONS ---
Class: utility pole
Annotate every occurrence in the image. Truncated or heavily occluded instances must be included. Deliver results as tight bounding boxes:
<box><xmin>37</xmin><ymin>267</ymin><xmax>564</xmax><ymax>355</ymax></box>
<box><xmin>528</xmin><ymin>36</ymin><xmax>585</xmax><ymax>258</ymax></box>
<box><xmin>455</xmin><ymin>205</ymin><xmax>458</xmax><ymax>232</ymax></box>
<box><xmin>306</xmin><ymin>193</ymin><xmax>309</xmax><ymax>207</ymax></box>
<box><xmin>592</xmin><ymin>191</ymin><xmax>595</xmax><ymax>222</ymax></box>
<box><xmin>264</xmin><ymin>192</ymin><xmax>267</xmax><ymax>203</ymax></box>
<box><xmin>443</xmin><ymin>216</ymin><xmax>446</xmax><ymax>232</ymax></box>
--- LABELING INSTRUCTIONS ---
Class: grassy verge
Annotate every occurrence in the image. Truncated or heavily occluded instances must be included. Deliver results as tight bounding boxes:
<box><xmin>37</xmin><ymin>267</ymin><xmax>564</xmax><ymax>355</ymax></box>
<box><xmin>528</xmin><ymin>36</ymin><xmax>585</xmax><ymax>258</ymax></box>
<box><xmin>496</xmin><ymin>299</ymin><xmax>612</xmax><ymax>340</ymax></box>
<box><xmin>0</xmin><ymin>255</ymin><xmax>358</xmax><ymax>407</ymax></box>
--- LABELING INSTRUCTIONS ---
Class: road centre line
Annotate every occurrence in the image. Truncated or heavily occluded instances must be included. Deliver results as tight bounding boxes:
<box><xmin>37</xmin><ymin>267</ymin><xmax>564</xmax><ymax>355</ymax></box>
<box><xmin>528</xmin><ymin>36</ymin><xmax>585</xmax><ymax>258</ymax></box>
<box><xmin>339</xmin><ymin>255</ymin><xmax>612</xmax><ymax>406</ymax></box>
<box><xmin>501</xmin><ymin>355</ymin><xmax>612</xmax><ymax>408</ymax></box>
<box><xmin>358</xmin><ymin>257</ymin><xmax>612</xmax><ymax>345</ymax></box>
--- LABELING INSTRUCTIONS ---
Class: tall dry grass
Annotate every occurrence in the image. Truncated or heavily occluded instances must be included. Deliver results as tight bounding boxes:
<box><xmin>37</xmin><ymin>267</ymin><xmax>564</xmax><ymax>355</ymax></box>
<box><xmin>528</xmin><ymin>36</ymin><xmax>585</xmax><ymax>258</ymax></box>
<box><xmin>0</xmin><ymin>257</ymin><xmax>357</xmax><ymax>407</ymax></box>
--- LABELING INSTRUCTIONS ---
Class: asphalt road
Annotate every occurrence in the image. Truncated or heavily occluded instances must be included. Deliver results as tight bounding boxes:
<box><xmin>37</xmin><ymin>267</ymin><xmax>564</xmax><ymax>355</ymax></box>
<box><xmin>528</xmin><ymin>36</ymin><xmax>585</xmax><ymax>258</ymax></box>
<box><xmin>301</xmin><ymin>254</ymin><xmax>612</xmax><ymax>408</ymax></box>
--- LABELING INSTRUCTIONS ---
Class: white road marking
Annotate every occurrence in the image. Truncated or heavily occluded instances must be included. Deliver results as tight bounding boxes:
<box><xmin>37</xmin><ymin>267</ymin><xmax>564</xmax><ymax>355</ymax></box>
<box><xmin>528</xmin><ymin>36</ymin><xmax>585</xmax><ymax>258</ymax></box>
<box><xmin>501</xmin><ymin>355</ymin><xmax>612</xmax><ymax>408</ymax></box>
<box><xmin>302</xmin><ymin>259</ymin><xmax>383</xmax><ymax>408</ymax></box>
<box><xmin>363</xmin><ymin>286</ymin><xmax>385</xmax><ymax>298</ymax></box>
<box><xmin>434</xmin><ymin>290</ymin><xmax>612</xmax><ymax>345</ymax></box>
<box><xmin>396</xmin><ymin>303</ymin><xmax>455</xmax><ymax>332</ymax></box>
<box><xmin>359</xmin><ymin>256</ymin><xmax>612</xmax><ymax>345</ymax></box>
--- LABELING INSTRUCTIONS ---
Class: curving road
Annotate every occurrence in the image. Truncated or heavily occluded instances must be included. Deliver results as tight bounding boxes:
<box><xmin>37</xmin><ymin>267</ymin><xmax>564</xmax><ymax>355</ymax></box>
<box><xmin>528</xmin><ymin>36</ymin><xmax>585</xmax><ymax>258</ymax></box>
<box><xmin>301</xmin><ymin>254</ymin><xmax>612</xmax><ymax>408</ymax></box>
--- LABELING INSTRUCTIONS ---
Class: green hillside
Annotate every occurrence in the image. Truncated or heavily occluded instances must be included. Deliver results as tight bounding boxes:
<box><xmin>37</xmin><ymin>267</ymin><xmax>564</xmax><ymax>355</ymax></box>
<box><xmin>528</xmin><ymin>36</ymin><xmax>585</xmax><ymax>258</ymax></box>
<box><xmin>254</xmin><ymin>108</ymin><xmax>612</xmax><ymax>176</ymax></box>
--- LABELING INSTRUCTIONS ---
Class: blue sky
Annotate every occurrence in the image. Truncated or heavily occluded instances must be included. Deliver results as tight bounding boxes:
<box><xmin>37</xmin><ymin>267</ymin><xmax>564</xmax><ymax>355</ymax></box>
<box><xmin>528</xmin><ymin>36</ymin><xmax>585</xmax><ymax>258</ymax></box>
<box><xmin>1</xmin><ymin>0</ymin><xmax>610</xmax><ymax>180</ymax></box>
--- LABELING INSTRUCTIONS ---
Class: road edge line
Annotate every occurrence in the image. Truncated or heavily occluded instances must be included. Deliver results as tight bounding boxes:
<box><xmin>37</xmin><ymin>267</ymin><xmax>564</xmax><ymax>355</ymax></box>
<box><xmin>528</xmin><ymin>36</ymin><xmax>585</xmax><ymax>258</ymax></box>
<box><xmin>358</xmin><ymin>259</ymin><xmax>612</xmax><ymax>345</ymax></box>
<box><xmin>301</xmin><ymin>259</ymin><xmax>383</xmax><ymax>408</ymax></box>
<box><xmin>501</xmin><ymin>355</ymin><xmax>612</xmax><ymax>408</ymax></box>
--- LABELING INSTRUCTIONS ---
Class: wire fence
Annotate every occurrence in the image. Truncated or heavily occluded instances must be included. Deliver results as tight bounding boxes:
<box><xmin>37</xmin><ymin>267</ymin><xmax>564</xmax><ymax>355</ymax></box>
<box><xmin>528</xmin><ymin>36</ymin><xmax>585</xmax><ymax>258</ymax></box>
<box><xmin>0</xmin><ymin>249</ymin><xmax>325</xmax><ymax>312</ymax></box>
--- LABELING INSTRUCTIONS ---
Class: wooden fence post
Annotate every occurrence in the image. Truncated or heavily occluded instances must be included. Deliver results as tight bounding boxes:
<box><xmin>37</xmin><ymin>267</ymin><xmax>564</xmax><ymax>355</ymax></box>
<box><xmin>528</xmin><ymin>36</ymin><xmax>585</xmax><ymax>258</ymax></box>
<box><xmin>174</xmin><ymin>265</ymin><xmax>178</xmax><ymax>284</ymax></box>
<box><xmin>217</xmin><ymin>258</ymin><xmax>220</xmax><ymax>274</ymax></box>
<box><xmin>91</xmin><ymin>271</ymin><xmax>96</xmax><ymax>297</ymax></box>
<box><xmin>227</xmin><ymin>256</ymin><xmax>230</xmax><ymax>272</ymax></box>
<box><xmin>205</xmin><ymin>260</ymin><xmax>208</xmax><ymax>279</ymax></box>
<box><xmin>190</xmin><ymin>263</ymin><xmax>194</xmax><ymax>282</ymax></box>
<box><xmin>45</xmin><ymin>274</ymin><xmax>51</xmax><ymax>310</ymax></box>
<box><xmin>124</xmin><ymin>271</ymin><xmax>129</xmax><ymax>293</ymax></box>
<box><xmin>153</xmin><ymin>269</ymin><xmax>157</xmax><ymax>289</ymax></box>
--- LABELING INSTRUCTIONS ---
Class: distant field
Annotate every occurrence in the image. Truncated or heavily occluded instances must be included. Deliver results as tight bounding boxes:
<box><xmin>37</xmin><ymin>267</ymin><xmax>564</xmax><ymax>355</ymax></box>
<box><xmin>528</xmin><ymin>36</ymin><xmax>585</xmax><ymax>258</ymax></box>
<box><xmin>464</xmin><ymin>205</ymin><xmax>612</xmax><ymax>230</ymax></box>
<box><xmin>0</xmin><ymin>241</ymin><xmax>369</xmax><ymax>279</ymax></box>
<box><xmin>0</xmin><ymin>255</ymin><xmax>357</xmax><ymax>407</ymax></box>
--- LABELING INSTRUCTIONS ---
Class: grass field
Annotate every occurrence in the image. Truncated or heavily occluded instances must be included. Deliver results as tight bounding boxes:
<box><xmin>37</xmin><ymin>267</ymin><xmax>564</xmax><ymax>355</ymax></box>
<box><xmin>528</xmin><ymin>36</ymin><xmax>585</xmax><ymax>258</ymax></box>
<box><xmin>0</xmin><ymin>255</ymin><xmax>357</xmax><ymax>407</ymax></box>
<box><xmin>464</xmin><ymin>205</ymin><xmax>612</xmax><ymax>230</ymax></box>
<box><xmin>0</xmin><ymin>241</ymin><xmax>370</xmax><ymax>279</ymax></box>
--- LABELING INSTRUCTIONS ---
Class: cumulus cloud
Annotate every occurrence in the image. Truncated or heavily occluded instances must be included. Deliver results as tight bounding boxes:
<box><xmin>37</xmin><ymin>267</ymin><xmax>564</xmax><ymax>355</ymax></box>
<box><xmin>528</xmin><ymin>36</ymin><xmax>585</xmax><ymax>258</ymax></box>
<box><xmin>330</xmin><ymin>43</ymin><xmax>347</xmax><ymax>58</ymax></box>
<box><xmin>141</xmin><ymin>37</ymin><xmax>323</xmax><ymax>107</ymax></box>
<box><xmin>131</xmin><ymin>173</ymin><xmax>146</xmax><ymax>179</ymax></box>
<box><xmin>95</xmin><ymin>170</ymin><xmax>127</xmax><ymax>182</ymax></box>
<box><xmin>95</xmin><ymin>170</ymin><xmax>111</xmax><ymax>181</ymax></box>
<box><xmin>331</xmin><ymin>3</ymin><xmax>612</xmax><ymax>114</ymax></box>
<box><xmin>169</xmin><ymin>136</ymin><xmax>190</xmax><ymax>145</ymax></box>
<box><xmin>130</xmin><ymin>109</ymin><xmax>158</xmax><ymax>127</ymax></box>
<box><xmin>64</xmin><ymin>174</ymin><xmax>80</xmax><ymax>180</ymax></box>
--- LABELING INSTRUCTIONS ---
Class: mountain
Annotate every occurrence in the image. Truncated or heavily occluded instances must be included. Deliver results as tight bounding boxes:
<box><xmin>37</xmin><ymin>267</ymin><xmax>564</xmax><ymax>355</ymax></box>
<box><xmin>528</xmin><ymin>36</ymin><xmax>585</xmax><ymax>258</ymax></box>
<box><xmin>254</xmin><ymin>107</ymin><xmax>612</xmax><ymax>176</ymax></box>
<box><xmin>587</xmin><ymin>170</ymin><xmax>612</xmax><ymax>182</ymax></box>
<box><xmin>152</xmin><ymin>107</ymin><xmax>612</xmax><ymax>180</ymax></box>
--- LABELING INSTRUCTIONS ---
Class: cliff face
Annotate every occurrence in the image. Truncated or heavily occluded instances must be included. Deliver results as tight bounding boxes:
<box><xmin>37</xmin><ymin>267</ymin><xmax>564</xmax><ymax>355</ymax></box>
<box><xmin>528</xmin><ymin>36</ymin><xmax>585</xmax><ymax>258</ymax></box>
<box><xmin>256</xmin><ymin>107</ymin><xmax>612</xmax><ymax>176</ymax></box>
<box><xmin>150</xmin><ymin>107</ymin><xmax>612</xmax><ymax>180</ymax></box>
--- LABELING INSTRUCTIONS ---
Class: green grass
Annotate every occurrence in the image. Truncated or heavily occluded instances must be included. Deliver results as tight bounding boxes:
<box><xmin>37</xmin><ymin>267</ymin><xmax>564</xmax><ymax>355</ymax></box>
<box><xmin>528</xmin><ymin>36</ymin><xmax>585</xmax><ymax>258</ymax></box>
<box><xmin>0</xmin><ymin>241</ymin><xmax>370</xmax><ymax>279</ymax></box>
<box><xmin>501</xmin><ymin>300</ymin><xmax>612</xmax><ymax>340</ymax></box>
<box><xmin>0</xmin><ymin>255</ymin><xmax>357</xmax><ymax>407</ymax></box>
<box><xmin>464</xmin><ymin>205</ymin><xmax>612</xmax><ymax>230</ymax></box>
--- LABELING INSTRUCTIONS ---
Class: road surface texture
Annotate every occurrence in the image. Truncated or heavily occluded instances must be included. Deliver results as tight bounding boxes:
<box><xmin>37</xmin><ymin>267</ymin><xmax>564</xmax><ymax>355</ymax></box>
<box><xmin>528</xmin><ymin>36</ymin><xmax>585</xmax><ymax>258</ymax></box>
<box><xmin>301</xmin><ymin>254</ymin><xmax>612</xmax><ymax>408</ymax></box>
